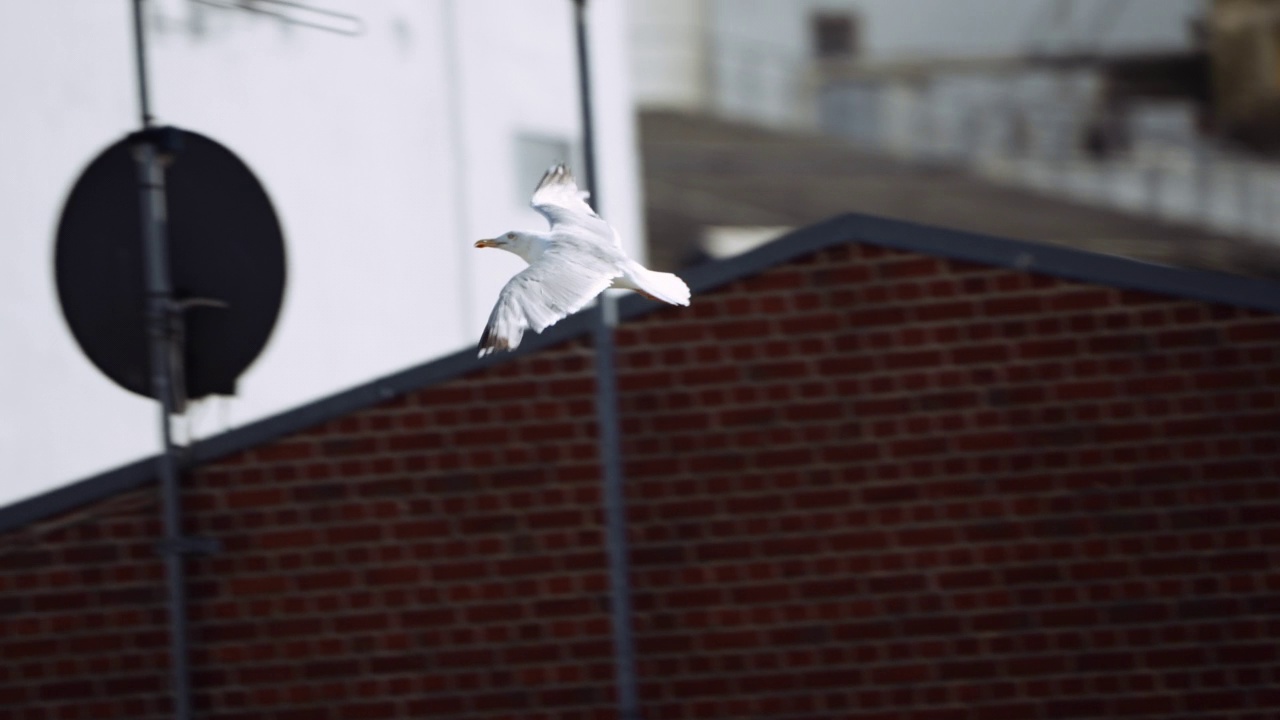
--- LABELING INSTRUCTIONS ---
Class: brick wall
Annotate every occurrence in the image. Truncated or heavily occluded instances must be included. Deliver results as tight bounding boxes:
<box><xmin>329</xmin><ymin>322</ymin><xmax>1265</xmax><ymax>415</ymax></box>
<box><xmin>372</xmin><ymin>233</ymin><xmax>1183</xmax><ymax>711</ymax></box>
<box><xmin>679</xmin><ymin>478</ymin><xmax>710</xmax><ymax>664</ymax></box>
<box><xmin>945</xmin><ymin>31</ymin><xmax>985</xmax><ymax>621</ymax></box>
<box><xmin>2</xmin><ymin>238</ymin><xmax>1279</xmax><ymax>720</ymax></box>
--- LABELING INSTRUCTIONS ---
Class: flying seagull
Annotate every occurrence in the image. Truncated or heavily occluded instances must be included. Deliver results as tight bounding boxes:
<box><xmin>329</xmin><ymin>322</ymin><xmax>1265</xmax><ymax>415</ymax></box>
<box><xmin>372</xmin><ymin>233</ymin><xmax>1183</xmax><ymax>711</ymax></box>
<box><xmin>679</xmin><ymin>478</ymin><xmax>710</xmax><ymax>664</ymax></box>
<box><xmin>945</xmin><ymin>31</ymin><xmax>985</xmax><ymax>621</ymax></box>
<box><xmin>474</xmin><ymin>164</ymin><xmax>690</xmax><ymax>356</ymax></box>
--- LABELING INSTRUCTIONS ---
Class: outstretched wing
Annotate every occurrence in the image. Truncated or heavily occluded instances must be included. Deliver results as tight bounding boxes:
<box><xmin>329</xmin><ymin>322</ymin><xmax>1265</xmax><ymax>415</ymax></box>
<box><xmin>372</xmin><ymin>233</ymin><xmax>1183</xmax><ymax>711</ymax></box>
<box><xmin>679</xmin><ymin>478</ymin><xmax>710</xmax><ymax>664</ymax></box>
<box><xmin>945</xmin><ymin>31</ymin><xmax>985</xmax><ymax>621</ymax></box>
<box><xmin>478</xmin><ymin>241</ymin><xmax>621</xmax><ymax>356</ymax></box>
<box><xmin>530</xmin><ymin>163</ymin><xmax>610</xmax><ymax>237</ymax></box>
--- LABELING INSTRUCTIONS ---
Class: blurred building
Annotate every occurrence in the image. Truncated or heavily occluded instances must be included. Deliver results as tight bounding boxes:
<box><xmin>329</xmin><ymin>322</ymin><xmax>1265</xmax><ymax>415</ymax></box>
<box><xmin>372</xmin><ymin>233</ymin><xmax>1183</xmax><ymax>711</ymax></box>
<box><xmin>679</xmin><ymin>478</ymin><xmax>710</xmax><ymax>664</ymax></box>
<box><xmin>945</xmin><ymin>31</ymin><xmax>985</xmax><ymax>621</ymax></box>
<box><xmin>0</xmin><ymin>0</ymin><xmax>641</xmax><ymax>506</ymax></box>
<box><xmin>631</xmin><ymin>0</ymin><xmax>1205</xmax><ymax>128</ymax></box>
<box><xmin>638</xmin><ymin>110</ymin><xmax>1269</xmax><ymax>274</ymax></box>
<box><xmin>629</xmin><ymin>0</ymin><xmax>1280</xmax><ymax>270</ymax></box>
<box><xmin>1210</xmin><ymin>0</ymin><xmax>1280</xmax><ymax>151</ymax></box>
<box><xmin>3</xmin><ymin>214</ymin><xmax>1279</xmax><ymax>718</ymax></box>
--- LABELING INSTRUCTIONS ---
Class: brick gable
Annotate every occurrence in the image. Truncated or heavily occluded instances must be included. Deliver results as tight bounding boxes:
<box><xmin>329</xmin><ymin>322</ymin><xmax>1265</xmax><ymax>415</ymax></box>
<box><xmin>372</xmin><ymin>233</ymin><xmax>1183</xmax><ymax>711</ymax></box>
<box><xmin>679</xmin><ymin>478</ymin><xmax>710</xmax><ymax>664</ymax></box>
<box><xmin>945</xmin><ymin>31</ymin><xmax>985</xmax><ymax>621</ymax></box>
<box><xmin>3</xmin><ymin>217</ymin><xmax>1279</xmax><ymax>719</ymax></box>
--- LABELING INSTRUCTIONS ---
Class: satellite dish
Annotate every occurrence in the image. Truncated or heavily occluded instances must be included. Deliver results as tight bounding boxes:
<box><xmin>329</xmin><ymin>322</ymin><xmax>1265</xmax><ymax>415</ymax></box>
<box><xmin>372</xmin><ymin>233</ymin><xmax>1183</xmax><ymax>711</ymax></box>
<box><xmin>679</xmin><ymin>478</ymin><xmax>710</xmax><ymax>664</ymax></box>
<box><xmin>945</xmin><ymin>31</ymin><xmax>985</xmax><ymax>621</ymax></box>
<box><xmin>55</xmin><ymin>127</ymin><xmax>286</xmax><ymax>405</ymax></box>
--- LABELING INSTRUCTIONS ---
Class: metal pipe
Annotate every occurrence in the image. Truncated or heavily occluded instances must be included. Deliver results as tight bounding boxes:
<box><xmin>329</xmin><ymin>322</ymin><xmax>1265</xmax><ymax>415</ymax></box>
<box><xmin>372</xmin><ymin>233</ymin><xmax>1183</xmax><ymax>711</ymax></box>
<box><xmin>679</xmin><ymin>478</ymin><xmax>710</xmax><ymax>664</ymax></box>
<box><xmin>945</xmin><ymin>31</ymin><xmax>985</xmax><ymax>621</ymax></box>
<box><xmin>134</xmin><ymin>139</ymin><xmax>194</xmax><ymax>720</ymax></box>
<box><xmin>131</xmin><ymin>0</ymin><xmax>154</xmax><ymax>127</ymax></box>
<box><xmin>572</xmin><ymin>0</ymin><xmax>599</xmax><ymax>209</ymax></box>
<box><xmin>591</xmin><ymin>294</ymin><xmax>640</xmax><ymax>720</ymax></box>
<box><xmin>130</xmin><ymin>3</ymin><xmax>193</xmax><ymax>719</ymax></box>
<box><xmin>572</xmin><ymin>2</ymin><xmax>641</xmax><ymax>719</ymax></box>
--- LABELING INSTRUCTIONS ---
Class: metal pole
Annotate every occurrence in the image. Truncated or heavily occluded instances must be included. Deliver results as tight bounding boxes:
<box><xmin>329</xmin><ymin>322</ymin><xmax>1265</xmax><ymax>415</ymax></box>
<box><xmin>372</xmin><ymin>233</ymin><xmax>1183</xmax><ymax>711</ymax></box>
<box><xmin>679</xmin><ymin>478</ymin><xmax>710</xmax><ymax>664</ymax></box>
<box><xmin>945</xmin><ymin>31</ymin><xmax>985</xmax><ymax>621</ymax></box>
<box><xmin>572</xmin><ymin>2</ymin><xmax>641</xmax><ymax>719</ymax></box>
<box><xmin>134</xmin><ymin>140</ymin><xmax>194</xmax><ymax>720</ymax></box>
<box><xmin>130</xmin><ymin>3</ymin><xmax>193</xmax><ymax>719</ymax></box>
<box><xmin>591</xmin><ymin>294</ymin><xmax>641</xmax><ymax>720</ymax></box>
<box><xmin>131</xmin><ymin>0</ymin><xmax>154</xmax><ymax>127</ymax></box>
<box><xmin>573</xmin><ymin>0</ymin><xmax>600</xmax><ymax>209</ymax></box>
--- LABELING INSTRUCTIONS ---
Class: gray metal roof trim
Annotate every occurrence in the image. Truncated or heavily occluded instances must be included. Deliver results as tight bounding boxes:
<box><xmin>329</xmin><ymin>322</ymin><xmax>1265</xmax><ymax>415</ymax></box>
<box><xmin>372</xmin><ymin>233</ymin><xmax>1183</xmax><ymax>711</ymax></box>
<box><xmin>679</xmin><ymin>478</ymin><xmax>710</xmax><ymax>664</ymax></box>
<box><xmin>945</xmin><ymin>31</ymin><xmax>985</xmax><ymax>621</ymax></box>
<box><xmin>0</xmin><ymin>310</ymin><xmax>598</xmax><ymax>536</ymax></box>
<box><xmin>4</xmin><ymin>212</ymin><xmax>1279</xmax><ymax>534</ymax></box>
<box><xmin>615</xmin><ymin>213</ymin><xmax>854</xmax><ymax>321</ymax></box>
<box><xmin>0</xmin><ymin>456</ymin><xmax>157</xmax><ymax>538</ymax></box>
<box><xmin>189</xmin><ymin>308</ymin><xmax>597</xmax><ymax>468</ymax></box>
<box><xmin>833</xmin><ymin>214</ymin><xmax>1280</xmax><ymax>314</ymax></box>
<box><xmin>618</xmin><ymin>213</ymin><xmax>1280</xmax><ymax>319</ymax></box>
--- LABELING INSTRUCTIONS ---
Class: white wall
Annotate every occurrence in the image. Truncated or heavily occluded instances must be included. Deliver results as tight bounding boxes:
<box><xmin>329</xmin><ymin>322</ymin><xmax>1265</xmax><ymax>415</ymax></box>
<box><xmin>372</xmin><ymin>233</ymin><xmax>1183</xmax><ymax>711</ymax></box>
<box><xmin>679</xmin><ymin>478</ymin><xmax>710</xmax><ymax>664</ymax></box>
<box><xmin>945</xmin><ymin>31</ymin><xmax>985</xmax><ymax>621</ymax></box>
<box><xmin>0</xmin><ymin>0</ymin><xmax>640</xmax><ymax>507</ymax></box>
<box><xmin>629</xmin><ymin>0</ymin><xmax>710</xmax><ymax>110</ymax></box>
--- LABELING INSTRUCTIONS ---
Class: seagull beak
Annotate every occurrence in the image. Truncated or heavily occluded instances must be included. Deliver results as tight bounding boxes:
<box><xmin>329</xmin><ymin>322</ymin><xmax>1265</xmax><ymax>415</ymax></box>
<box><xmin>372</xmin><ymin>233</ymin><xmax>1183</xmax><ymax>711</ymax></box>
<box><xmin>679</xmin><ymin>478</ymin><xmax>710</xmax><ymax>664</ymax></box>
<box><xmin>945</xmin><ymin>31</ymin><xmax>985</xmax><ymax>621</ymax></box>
<box><xmin>475</xmin><ymin>238</ymin><xmax>498</xmax><ymax>249</ymax></box>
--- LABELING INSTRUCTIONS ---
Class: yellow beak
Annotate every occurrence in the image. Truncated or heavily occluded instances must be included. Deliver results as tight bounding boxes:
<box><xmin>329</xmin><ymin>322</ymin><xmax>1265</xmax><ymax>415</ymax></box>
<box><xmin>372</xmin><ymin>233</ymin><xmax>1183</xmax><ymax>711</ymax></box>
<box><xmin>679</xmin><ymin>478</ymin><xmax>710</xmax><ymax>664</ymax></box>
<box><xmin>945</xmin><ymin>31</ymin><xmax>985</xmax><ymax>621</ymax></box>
<box><xmin>475</xmin><ymin>238</ymin><xmax>498</xmax><ymax>249</ymax></box>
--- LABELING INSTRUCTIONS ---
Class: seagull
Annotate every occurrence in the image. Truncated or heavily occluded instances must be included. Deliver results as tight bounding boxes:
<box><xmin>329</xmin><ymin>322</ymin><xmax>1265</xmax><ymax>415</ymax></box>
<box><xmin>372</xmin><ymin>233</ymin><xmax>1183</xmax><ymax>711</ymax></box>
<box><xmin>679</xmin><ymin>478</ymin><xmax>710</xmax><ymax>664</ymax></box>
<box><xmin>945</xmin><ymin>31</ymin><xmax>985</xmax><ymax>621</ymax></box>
<box><xmin>474</xmin><ymin>164</ymin><xmax>690</xmax><ymax>356</ymax></box>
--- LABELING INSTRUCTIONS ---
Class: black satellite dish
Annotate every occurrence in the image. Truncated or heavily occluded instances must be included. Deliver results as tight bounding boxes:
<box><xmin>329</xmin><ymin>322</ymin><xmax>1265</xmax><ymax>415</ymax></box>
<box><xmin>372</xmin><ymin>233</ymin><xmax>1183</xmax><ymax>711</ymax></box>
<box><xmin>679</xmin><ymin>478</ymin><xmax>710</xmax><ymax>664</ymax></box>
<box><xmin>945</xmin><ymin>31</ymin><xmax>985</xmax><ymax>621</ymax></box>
<box><xmin>55</xmin><ymin>127</ymin><xmax>286</xmax><ymax>405</ymax></box>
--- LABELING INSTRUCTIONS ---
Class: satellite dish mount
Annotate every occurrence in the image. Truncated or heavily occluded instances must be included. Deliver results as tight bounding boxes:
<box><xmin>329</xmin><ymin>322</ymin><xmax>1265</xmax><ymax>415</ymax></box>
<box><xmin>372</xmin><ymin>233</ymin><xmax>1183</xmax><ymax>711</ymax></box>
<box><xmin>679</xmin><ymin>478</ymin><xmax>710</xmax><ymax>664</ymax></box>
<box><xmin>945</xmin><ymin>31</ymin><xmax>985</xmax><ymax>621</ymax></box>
<box><xmin>54</xmin><ymin>3</ymin><xmax>285</xmax><ymax>719</ymax></box>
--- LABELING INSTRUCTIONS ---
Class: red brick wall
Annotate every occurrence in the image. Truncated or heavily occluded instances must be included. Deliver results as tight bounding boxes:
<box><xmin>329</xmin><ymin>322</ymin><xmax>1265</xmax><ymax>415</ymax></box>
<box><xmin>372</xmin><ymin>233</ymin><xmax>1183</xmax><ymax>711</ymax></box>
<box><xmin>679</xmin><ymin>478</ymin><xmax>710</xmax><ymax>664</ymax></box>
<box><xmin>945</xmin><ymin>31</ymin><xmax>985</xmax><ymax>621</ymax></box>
<box><xmin>3</xmin><ymin>241</ymin><xmax>1279</xmax><ymax>720</ymax></box>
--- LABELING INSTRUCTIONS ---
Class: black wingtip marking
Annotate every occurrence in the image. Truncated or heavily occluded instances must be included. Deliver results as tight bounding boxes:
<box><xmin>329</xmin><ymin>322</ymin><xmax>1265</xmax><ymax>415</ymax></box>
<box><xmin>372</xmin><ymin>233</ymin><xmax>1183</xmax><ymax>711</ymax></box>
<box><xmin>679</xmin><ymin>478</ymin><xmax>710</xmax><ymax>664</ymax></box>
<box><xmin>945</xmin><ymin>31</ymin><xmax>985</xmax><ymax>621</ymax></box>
<box><xmin>477</xmin><ymin>323</ymin><xmax>512</xmax><ymax>357</ymax></box>
<box><xmin>533</xmin><ymin>162</ymin><xmax>601</xmax><ymax>219</ymax></box>
<box><xmin>536</xmin><ymin>162</ymin><xmax>573</xmax><ymax>192</ymax></box>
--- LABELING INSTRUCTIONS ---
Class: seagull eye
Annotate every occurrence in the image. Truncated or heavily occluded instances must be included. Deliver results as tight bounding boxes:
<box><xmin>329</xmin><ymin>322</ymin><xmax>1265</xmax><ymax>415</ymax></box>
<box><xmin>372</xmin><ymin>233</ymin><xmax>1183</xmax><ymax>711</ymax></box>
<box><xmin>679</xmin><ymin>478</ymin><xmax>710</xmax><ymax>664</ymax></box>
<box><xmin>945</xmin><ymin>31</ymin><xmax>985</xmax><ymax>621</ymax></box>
<box><xmin>506</xmin><ymin>233</ymin><xmax>515</xmax><ymax>240</ymax></box>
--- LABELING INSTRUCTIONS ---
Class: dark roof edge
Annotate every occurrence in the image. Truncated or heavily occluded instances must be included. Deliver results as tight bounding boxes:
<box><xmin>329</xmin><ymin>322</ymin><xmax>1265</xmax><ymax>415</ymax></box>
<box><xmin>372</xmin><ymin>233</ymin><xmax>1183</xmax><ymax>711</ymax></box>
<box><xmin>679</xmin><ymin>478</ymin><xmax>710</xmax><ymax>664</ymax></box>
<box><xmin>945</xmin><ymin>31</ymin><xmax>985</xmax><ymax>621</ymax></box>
<box><xmin>840</xmin><ymin>214</ymin><xmax>1280</xmax><ymax>314</ymax></box>
<box><xmin>0</xmin><ymin>309</ymin><xmax>598</xmax><ymax>536</ymax></box>
<box><xmin>650</xmin><ymin>213</ymin><xmax>1280</xmax><ymax>317</ymax></box>
<box><xmin>3</xmin><ymin>212</ymin><xmax>1278</xmax><ymax>534</ymax></box>
<box><xmin>189</xmin><ymin>308</ymin><xmax>596</xmax><ymax>467</ymax></box>
<box><xmin>0</xmin><ymin>456</ymin><xmax>157</xmax><ymax>536</ymax></box>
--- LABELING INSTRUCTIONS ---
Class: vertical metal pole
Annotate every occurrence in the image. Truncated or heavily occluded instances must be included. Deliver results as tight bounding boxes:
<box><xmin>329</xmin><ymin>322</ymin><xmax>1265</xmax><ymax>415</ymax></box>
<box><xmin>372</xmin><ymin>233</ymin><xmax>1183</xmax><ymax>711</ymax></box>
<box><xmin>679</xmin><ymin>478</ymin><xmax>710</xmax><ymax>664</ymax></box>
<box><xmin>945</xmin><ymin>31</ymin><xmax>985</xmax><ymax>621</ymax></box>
<box><xmin>131</xmin><ymin>2</ymin><xmax>192</xmax><ymax>720</ymax></box>
<box><xmin>135</xmin><ymin>141</ymin><xmax>193</xmax><ymax>720</ymax></box>
<box><xmin>572</xmin><ymin>0</ymin><xmax>600</xmax><ymax>209</ymax></box>
<box><xmin>572</xmin><ymin>2</ymin><xmax>641</xmax><ymax>719</ymax></box>
<box><xmin>131</xmin><ymin>0</ymin><xmax>154</xmax><ymax>127</ymax></box>
<box><xmin>591</xmin><ymin>295</ymin><xmax>641</xmax><ymax>720</ymax></box>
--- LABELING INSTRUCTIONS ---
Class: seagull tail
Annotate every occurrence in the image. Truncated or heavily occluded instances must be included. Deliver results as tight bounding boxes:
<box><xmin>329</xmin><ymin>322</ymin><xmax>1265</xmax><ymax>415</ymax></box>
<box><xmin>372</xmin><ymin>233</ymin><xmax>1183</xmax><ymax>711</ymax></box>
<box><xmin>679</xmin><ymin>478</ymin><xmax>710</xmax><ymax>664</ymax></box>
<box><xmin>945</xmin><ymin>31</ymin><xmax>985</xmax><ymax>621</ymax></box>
<box><xmin>630</xmin><ymin>266</ymin><xmax>691</xmax><ymax>307</ymax></box>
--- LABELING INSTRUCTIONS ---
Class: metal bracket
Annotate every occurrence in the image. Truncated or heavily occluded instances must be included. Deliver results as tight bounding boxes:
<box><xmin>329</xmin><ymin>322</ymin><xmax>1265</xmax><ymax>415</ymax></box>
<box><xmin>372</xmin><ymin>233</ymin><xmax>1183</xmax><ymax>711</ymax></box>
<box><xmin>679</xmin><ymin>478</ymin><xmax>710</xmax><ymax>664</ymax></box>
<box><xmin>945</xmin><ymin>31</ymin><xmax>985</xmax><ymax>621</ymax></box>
<box><xmin>127</xmin><ymin>126</ymin><xmax>185</xmax><ymax>156</ymax></box>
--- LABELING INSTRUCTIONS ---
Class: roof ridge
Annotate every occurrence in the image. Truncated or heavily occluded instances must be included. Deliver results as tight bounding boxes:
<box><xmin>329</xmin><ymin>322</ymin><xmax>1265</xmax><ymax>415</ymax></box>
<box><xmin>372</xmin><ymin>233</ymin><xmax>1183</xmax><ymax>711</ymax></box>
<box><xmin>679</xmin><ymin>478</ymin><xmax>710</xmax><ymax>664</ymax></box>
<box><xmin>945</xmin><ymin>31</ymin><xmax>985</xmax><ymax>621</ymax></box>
<box><xmin>3</xmin><ymin>212</ymin><xmax>1277</xmax><ymax>533</ymax></box>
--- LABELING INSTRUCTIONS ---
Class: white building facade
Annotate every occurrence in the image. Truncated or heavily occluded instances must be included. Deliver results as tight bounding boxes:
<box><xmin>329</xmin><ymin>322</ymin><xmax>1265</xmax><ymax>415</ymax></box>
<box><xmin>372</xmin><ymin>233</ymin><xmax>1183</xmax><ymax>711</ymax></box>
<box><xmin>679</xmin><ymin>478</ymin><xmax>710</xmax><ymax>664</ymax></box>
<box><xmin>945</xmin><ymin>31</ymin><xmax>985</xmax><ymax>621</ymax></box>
<box><xmin>0</xmin><ymin>0</ymin><xmax>641</xmax><ymax>506</ymax></box>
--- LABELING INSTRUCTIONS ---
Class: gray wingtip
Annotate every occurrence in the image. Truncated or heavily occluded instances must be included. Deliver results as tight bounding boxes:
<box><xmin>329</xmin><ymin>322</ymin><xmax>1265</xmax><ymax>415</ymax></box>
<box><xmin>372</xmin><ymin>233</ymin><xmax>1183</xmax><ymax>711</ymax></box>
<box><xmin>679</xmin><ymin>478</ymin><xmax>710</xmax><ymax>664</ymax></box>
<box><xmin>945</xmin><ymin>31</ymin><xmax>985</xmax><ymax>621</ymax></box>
<box><xmin>477</xmin><ymin>323</ymin><xmax>503</xmax><ymax>356</ymax></box>
<box><xmin>532</xmin><ymin>162</ymin><xmax>598</xmax><ymax>219</ymax></box>
<box><xmin>535</xmin><ymin>162</ymin><xmax>574</xmax><ymax>192</ymax></box>
<box><xmin>478</xmin><ymin>322</ymin><xmax>519</xmax><ymax>357</ymax></box>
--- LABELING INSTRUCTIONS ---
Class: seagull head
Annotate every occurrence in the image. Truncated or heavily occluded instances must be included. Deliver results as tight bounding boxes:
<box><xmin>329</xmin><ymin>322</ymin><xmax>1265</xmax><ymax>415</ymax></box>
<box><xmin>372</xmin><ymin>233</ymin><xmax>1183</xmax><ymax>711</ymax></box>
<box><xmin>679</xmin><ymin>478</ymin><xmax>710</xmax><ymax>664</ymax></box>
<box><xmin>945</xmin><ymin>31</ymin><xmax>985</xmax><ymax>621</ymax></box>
<box><xmin>473</xmin><ymin>232</ymin><xmax>516</xmax><ymax>250</ymax></box>
<box><xmin>475</xmin><ymin>231</ymin><xmax>545</xmax><ymax>263</ymax></box>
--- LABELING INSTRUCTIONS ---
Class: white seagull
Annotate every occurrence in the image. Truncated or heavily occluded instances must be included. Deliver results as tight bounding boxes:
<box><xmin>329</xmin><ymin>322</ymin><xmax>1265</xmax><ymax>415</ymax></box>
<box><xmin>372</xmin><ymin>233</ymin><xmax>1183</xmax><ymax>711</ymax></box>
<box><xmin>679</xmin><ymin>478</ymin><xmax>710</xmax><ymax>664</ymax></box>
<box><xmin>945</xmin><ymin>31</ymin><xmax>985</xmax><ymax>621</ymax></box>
<box><xmin>474</xmin><ymin>164</ymin><xmax>690</xmax><ymax>356</ymax></box>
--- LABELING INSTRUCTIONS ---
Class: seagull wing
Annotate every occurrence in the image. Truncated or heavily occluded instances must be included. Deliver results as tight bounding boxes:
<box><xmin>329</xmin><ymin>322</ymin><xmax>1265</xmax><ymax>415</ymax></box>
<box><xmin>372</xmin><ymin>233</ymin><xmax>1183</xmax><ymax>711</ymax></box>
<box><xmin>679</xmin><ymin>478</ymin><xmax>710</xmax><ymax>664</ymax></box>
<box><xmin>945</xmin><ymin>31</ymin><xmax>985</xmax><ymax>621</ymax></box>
<box><xmin>478</xmin><ymin>239</ymin><xmax>621</xmax><ymax>356</ymax></box>
<box><xmin>530</xmin><ymin>164</ymin><xmax>619</xmax><ymax>245</ymax></box>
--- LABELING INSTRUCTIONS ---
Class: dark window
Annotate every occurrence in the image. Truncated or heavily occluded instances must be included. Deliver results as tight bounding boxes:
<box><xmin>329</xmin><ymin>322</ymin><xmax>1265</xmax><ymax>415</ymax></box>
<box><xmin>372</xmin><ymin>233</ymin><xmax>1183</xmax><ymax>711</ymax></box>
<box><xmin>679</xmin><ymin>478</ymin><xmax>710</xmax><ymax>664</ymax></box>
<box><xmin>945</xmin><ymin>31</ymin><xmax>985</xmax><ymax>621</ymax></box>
<box><xmin>813</xmin><ymin>13</ymin><xmax>859</xmax><ymax>59</ymax></box>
